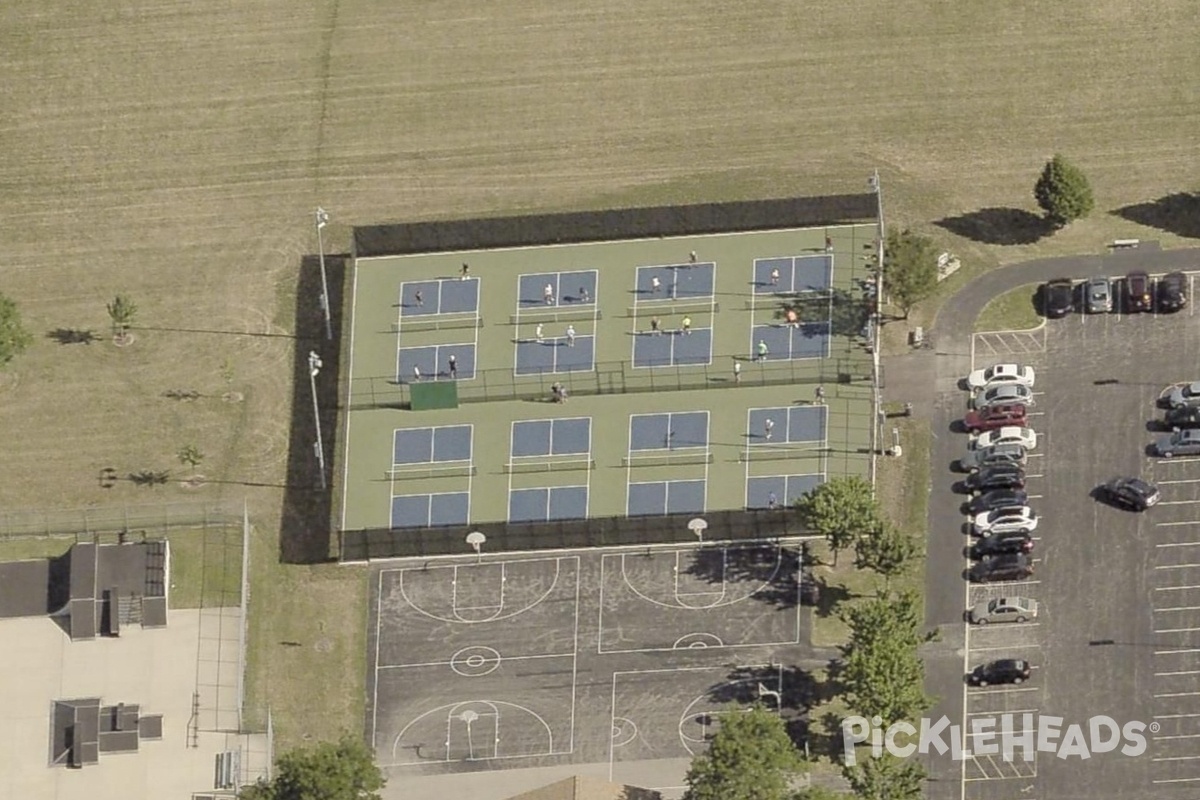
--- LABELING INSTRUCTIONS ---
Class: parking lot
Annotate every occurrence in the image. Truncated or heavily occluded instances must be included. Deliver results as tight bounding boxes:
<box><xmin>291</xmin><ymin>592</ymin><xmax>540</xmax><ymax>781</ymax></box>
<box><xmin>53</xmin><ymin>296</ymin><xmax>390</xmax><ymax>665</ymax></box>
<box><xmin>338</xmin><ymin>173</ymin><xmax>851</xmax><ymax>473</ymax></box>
<box><xmin>952</xmin><ymin>272</ymin><xmax>1200</xmax><ymax>800</ymax></box>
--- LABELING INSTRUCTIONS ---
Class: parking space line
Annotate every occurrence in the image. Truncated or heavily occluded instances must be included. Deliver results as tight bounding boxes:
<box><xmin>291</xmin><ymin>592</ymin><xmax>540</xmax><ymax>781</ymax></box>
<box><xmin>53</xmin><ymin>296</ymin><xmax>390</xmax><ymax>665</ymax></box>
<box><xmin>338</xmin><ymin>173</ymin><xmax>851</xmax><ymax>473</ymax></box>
<box><xmin>1159</xmin><ymin>458</ymin><xmax>1200</xmax><ymax>465</ymax></box>
<box><xmin>1154</xmin><ymin>691</ymin><xmax>1200</xmax><ymax>698</ymax></box>
<box><xmin>1025</xmin><ymin>473</ymin><xmax>1044</xmax><ymax>479</ymax></box>
<box><xmin>1153</xmin><ymin>756</ymin><xmax>1200</xmax><ymax>762</ymax></box>
<box><xmin>1027</xmin><ymin>494</ymin><xmax>1044</xmax><ymax>500</ymax></box>
<box><xmin>1156</xmin><ymin>670</ymin><xmax>1200</xmax><ymax>677</ymax></box>
<box><xmin>1158</xmin><ymin>607</ymin><xmax>1200</xmax><ymax>613</ymax></box>
<box><xmin>1157</xmin><ymin>648</ymin><xmax>1200</xmax><ymax>655</ymax></box>
<box><xmin>1155</xmin><ymin>522</ymin><xmax>1200</xmax><ymax>528</ymax></box>
<box><xmin>1156</xmin><ymin>712</ymin><xmax>1200</xmax><ymax>719</ymax></box>
<box><xmin>1156</xmin><ymin>733</ymin><xmax>1200</xmax><ymax>740</ymax></box>
<box><xmin>967</xmin><ymin>707</ymin><xmax>1039</xmax><ymax>717</ymax></box>
<box><xmin>1155</xmin><ymin>627</ymin><xmax>1200</xmax><ymax>634</ymax></box>
<box><xmin>1157</xmin><ymin>542</ymin><xmax>1200</xmax><ymax>547</ymax></box>
<box><xmin>1157</xmin><ymin>501</ymin><xmax>1200</xmax><ymax>506</ymax></box>
<box><xmin>1160</xmin><ymin>479</ymin><xmax>1200</xmax><ymax>485</ymax></box>
<box><xmin>1155</xmin><ymin>562</ymin><xmax>1200</xmax><ymax>568</ymax></box>
<box><xmin>1026</xmin><ymin>411</ymin><xmax>1046</xmax><ymax>417</ymax></box>
<box><xmin>971</xmin><ymin>622</ymin><xmax>1041</xmax><ymax>629</ymax></box>
<box><xmin>1154</xmin><ymin>777</ymin><xmax>1200</xmax><ymax>784</ymax></box>
<box><xmin>1156</xmin><ymin>585</ymin><xmax>1200</xmax><ymax>592</ymax></box>
<box><xmin>965</xmin><ymin>686</ymin><xmax>1039</xmax><ymax>696</ymax></box>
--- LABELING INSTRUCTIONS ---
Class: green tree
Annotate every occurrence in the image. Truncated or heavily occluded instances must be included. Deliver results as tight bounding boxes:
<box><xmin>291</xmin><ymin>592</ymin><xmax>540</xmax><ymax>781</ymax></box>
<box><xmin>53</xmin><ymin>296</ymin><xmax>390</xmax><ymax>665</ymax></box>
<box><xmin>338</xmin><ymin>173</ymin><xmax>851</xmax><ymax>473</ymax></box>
<box><xmin>0</xmin><ymin>292</ymin><xmax>33</xmax><ymax>367</ymax></box>
<box><xmin>843</xmin><ymin>752</ymin><xmax>926</xmax><ymax>800</ymax></box>
<box><xmin>1034</xmin><ymin>154</ymin><xmax>1095</xmax><ymax>227</ymax></box>
<box><xmin>795</xmin><ymin>476</ymin><xmax>880</xmax><ymax>566</ymax></box>
<box><xmin>177</xmin><ymin>444</ymin><xmax>204</xmax><ymax>473</ymax></box>
<box><xmin>106</xmin><ymin>294</ymin><xmax>138</xmax><ymax>343</ymax></box>
<box><xmin>883</xmin><ymin>229</ymin><xmax>939</xmax><ymax>319</ymax></box>
<box><xmin>683</xmin><ymin>705</ymin><xmax>804</xmax><ymax>800</ymax></box>
<box><xmin>853</xmin><ymin>522</ymin><xmax>919</xmax><ymax>587</ymax></box>
<box><xmin>840</xmin><ymin>591</ymin><xmax>932</xmax><ymax>725</ymax></box>
<box><xmin>238</xmin><ymin>733</ymin><xmax>385</xmax><ymax>800</ymax></box>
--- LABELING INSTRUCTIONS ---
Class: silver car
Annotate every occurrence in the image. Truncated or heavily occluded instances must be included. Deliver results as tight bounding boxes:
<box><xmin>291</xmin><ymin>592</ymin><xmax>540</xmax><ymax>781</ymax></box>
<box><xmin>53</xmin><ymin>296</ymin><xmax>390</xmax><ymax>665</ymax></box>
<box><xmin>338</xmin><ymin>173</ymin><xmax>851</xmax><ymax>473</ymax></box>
<box><xmin>959</xmin><ymin>442</ymin><xmax>1028</xmax><ymax>473</ymax></box>
<box><xmin>974</xmin><ymin>382</ymin><xmax>1036</xmax><ymax>411</ymax></box>
<box><xmin>968</xmin><ymin>596</ymin><xmax>1039</xmax><ymax>625</ymax></box>
<box><xmin>1165</xmin><ymin>382</ymin><xmax>1200</xmax><ymax>410</ymax></box>
<box><xmin>1156</xmin><ymin>428</ymin><xmax>1200</xmax><ymax>458</ymax></box>
<box><xmin>1085</xmin><ymin>276</ymin><xmax>1113</xmax><ymax>313</ymax></box>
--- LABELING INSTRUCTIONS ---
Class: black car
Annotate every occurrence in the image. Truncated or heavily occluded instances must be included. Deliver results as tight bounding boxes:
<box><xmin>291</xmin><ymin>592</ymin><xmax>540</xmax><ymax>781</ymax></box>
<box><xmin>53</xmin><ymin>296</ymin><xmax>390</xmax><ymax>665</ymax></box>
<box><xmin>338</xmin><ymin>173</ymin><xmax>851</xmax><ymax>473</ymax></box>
<box><xmin>969</xmin><ymin>658</ymin><xmax>1032</xmax><ymax>686</ymax></box>
<box><xmin>1098</xmin><ymin>477</ymin><xmax>1160</xmax><ymax>511</ymax></box>
<box><xmin>970</xmin><ymin>532</ymin><xmax>1034</xmax><ymax>559</ymax></box>
<box><xmin>1166</xmin><ymin>406</ymin><xmax>1200</xmax><ymax>430</ymax></box>
<box><xmin>965</xmin><ymin>465</ymin><xmax>1027</xmax><ymax>494</ymax></box>
<box><xmin>1043</xmin><ymin>278</ymin><xmax>1074</xmax><ymax>318</ymax></box>
<box><xmin>967</xmin><ymin>489</ymin><xmax>1029</xmax><ymax>515</ymax></box>
<box><xmin>968</xmin><ymin>553</ymin><xmax>1034</xmax><ymax>583</ymax></box>
<box><xmin>1159</xmin><ymin>271</ymin><xmax>1188</xmax><ymax>313</ymax></box>
<box><xmin>1126</xmin><ymin>270</ymin><xmax>1153</xmax><ymax>312</ymax></box>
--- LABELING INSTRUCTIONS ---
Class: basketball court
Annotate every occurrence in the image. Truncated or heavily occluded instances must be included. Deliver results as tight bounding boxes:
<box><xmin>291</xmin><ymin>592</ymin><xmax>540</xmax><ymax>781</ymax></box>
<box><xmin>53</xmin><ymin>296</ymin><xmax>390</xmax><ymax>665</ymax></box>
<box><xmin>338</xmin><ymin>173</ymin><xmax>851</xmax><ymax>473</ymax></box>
<box><xmin>365</xmin><ymin>541</ymin><xmax>820</xmax><ymax>789</ymax></box>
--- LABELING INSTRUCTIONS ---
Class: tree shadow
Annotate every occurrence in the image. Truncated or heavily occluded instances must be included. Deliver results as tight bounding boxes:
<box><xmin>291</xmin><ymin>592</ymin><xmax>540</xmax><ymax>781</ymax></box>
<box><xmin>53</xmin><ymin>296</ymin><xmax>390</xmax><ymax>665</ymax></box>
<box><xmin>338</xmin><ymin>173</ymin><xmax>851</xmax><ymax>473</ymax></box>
<box><xmin>934</xmin><ymin>207</ymin><xmax>1056</xmax><ymax>245</ymax></box>
<box><xmin>770</xmin><ymin>288</ymin><xmax>870</xmax><ymax>339</ymax></box>
<box><xmin>681</xmin><ymin>543</ymin><xmax>800</xmax><ymax>608</ymax></box>
<box><xmin>127</xmin><ymin>470</ymin><xmax>171</xmax><ymax>487</ymax></box>
<box><xmin>1113</xmin><ymin>193</ymin><xmax>1200</xmax><ymax>239</ymax></box>
<box><xmin>46</xmin><ymin>328</ymin><xmax>98</xmax><ymax>345</ymax></box>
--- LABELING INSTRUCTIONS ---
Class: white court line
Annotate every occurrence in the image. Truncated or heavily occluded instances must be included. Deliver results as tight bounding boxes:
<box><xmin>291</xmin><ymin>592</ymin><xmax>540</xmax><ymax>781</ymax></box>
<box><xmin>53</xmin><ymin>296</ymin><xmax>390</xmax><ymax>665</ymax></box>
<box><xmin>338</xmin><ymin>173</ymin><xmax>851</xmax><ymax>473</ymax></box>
<box><xmin>966</xmin><ymin>707</ymin><xmax>1040</xmax><ymax>717</ymax></box>
<box><xmin>377</xmin><ymin>652</ymin><xmax>575</xmax><ymax>670</ymax></box>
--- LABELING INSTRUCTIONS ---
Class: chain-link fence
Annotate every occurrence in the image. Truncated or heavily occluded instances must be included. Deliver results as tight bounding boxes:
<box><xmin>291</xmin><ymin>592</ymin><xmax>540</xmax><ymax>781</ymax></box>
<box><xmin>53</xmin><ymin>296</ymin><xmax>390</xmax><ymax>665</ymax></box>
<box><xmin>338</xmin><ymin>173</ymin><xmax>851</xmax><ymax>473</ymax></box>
<box><xmin>0</xmin><ymin>502</ymin><xmax>241</xmax><ymax>540</ymax></box>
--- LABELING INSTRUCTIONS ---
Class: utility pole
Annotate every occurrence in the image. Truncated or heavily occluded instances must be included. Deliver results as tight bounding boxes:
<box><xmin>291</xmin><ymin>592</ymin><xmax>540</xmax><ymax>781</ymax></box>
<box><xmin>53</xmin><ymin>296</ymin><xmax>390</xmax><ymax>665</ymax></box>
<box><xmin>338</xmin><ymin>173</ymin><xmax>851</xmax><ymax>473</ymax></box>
<box><xmin>315</xmin><ymin>208</ymin><xmax>333</xmax><ymax>341</ymax></box>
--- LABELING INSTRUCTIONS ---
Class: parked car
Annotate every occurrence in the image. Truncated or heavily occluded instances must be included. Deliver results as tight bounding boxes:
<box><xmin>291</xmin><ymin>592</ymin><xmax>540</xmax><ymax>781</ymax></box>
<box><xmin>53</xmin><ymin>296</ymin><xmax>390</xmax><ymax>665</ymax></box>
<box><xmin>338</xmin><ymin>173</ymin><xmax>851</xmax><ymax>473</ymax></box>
<box><xmin>1098</xmin><ymin>477</ymin><xmax>1160</xmax><ymax>511</ymax></box>
<box><xmin>973</xmin><ymin>506</ymin><xmax>1038</xmax><ymax>535</ymax></box>
<box><xmin>964</xmin><ymin>403</ymin><xmax>1028</xmax><ymax>434</ymax></box>
<box><xmin>1156</xmin><ymin>429</ymin><xmax>1200</xmax><ymax>458</ymax></box>
<box><xmin>970</xmin><ymin>533</ymin><xmax>1035</xmax><ymax>559</ymax></box>
<box><xmin>965</xmin><ymin>465</ymin><xmax>1027</xmax><ymax>493</ymax></box>
<box><xmin>969</xmin><ymin>658</ymin><xmax>1032</xmax><ymax>685</ymax></box>
<box><xmin>1163</xmin><ymin>382</ymin><xmax>1200</xmax><ymax>410</ymax></box>
<box><xmin>974</xmin><ymin>382</ymin><xmax>1036</xmax><ymax>411</ymax></box>
<box><xmin>968</xmin><ymin>596</ymin><xmax>1039</xmax><ymax>625</ymax></box>
<box><xmin>1043</xmin><ymin>278</ymin><xmax>1074</xmax><ymax>318</ymax></box>
<box><xmin>1159</xmin><ymin>271</ymin><xmax>1188</xmax><ymax>313</ymax></box>
<box><xmin>969</xmin><ymin>554</ymin><xmax>1034</xmax><ymax>583</ymax></box>
<box><xmin>967</xmin><ymin>363</ymin><xmax>1036</xmax><ymax>391</ymax></box>
<box><xmin>971</xmin><ymin>426</ymin><xmax>1037</xmax><ymax>451</ymax></box>
<box><xmin>1084</xmin><ymin>276</ymin><xmax>1113</xmax><ymax>313</ymax></box>
<box><xmin>958</xmin><ymin>442</ymin><xmax>1028</xmax><ymax>473</ymax></box>
<box><xmin>1125</xmin><ymin>270</ymin><xmax>1152</xmax><ymax>312</ymax></box>
<box><xmin>967</xmin><ymin>489</ymin><xmax>1029</xmax><ymax>515</ymax></box>
<box><xmin>1165</xmin><ymin>406</ymin><xmax>1200</xmax><ymax>430</ymax></box>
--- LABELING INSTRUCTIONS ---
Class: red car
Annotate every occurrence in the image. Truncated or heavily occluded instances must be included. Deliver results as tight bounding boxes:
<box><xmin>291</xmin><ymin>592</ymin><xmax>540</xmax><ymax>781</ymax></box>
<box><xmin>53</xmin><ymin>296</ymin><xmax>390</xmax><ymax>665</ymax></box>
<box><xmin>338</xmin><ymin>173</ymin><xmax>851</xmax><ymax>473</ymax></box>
<box><xmin>964</xmin><ymin>403</ymin><xmax>1028</xmax><ymax>434</ymax></box>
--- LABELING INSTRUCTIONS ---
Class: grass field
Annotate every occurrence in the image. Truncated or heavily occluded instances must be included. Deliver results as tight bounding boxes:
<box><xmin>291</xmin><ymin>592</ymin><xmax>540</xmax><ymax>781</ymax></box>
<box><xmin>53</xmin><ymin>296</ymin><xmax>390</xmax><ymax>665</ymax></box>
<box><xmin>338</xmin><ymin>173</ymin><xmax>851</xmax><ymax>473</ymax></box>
<box><xmin>974</xmin><ymin>283</ymin><xmax>1043</xmax><ymax>332</ymax></box>
<box><xmin>1</xmin><ymin>0</ymin><xmax>1196</xmax><ymax>751</ymax></box>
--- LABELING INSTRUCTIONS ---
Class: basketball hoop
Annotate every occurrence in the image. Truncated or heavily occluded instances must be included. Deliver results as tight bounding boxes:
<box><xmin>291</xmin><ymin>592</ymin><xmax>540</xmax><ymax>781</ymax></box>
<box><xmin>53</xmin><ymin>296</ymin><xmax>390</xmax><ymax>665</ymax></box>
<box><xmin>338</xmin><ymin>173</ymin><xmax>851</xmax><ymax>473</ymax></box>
<box><xmin>687</xmin><ymin>517</ymin><xmax>708</xmax><ymax>546</ymax></box>
<box><xmin>466</xmin><ymin>531</ymin><xmax>486</xmax><ymax>563</ymax></box>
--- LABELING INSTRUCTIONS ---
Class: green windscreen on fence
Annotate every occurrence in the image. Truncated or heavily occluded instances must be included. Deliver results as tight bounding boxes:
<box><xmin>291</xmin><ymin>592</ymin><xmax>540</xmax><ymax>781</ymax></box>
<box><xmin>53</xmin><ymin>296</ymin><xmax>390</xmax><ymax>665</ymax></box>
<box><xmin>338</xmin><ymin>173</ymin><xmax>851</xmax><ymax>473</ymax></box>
<box><xmin>409</xmin><ymin>381</ymin><xmax>458</xmax><ymax>410</ymax></box>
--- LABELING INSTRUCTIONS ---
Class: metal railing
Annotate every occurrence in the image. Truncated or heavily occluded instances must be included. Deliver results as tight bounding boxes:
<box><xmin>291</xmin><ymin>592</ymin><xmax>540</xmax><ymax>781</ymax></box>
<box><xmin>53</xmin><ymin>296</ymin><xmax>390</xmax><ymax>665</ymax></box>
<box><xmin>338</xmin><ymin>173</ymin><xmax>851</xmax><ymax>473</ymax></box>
<box><xmin>0</xmin><ymin>502</ymin><xmax>241</xmax><ymax>540</ymax></box>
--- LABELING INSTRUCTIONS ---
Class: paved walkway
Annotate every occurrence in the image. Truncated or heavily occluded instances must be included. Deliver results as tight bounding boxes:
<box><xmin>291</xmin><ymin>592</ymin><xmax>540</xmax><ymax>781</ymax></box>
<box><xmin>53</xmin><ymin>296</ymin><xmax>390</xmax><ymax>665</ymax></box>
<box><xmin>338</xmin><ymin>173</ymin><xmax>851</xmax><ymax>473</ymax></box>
<box><xmin>883</xmin><ymin>244</ymin><xmax>1200</xmax><ymax>799</ymax></box>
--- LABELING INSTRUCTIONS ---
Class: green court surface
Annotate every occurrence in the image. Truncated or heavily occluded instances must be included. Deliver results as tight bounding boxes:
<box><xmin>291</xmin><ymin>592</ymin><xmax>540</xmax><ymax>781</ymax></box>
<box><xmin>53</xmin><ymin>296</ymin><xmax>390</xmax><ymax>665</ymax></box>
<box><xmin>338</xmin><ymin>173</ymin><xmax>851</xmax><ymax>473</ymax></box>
<box><xmin>340</xmin><ymin>225</ymin><xmax>877</xmax><ymax>531</ymax></box>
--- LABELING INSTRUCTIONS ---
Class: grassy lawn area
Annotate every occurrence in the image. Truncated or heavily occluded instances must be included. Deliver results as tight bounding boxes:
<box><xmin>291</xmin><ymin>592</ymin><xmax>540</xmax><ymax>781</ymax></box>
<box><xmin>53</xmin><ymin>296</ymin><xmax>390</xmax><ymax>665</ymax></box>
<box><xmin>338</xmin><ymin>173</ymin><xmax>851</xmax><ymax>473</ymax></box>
<box><xmin>973</xmin><ymin>283</ymin><xmax>1043</xmax><ymax>333</ymax></box>
<box><xmin>3</xmin><ymin>0</ymin><xmax>1197</xmax><ymax>760</ymax></box>
<box><xmin>810</xmin><ymin>412</ymin><xmax>932</xmax><ymax>647</ymax></box>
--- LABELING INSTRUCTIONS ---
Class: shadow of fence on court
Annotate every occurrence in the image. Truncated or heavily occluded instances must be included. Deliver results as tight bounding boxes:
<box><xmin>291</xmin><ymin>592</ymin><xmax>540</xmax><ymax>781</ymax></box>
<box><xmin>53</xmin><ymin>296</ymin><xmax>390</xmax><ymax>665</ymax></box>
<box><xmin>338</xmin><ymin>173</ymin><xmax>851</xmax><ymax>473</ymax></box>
<box><xmin>339</xmin><ymin>508</ymin><xmax>812</xmax><ymax>561</ymax></box>
<box><xmin>347</xmin><ymin>355</ymin><xmax>871</xmax><ymax>409</ymax></box>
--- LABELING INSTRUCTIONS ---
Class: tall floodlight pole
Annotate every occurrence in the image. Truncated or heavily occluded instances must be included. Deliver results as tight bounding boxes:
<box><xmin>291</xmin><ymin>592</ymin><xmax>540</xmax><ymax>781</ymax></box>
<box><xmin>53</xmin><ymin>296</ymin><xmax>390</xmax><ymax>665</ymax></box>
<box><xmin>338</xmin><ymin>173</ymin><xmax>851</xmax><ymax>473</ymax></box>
<box><xmin>868</xmin><ymin>170</ymin><xmax>885</xmax><ymax>491</ymax></box>
<box><xmin>315</xmin><ymin>208</ymin><xmax>333</xmax><ymax>341</ymax></box>
<box><xmin>309</xmin><ymin>351</ymin><xmax>327</xmax><ymax>490</ymax></box>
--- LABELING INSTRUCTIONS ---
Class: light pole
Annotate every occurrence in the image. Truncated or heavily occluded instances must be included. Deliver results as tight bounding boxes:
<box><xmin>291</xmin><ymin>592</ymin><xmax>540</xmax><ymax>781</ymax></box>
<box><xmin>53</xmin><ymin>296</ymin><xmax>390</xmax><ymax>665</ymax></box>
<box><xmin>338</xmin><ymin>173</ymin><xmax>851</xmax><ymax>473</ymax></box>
<box><xmin>315</xmin><ymin>208</ymin><xmax>333</xmax><ymax>341</ymax></box>
<box><xmin>308</xmin><ymin>351</ymin><xmax>327</xmax><ymax>490</ymax></box>
<box><xmin>868</xmin><ymin>170</ymin><xmax>886</xmax><ymax>491</ymax></box>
